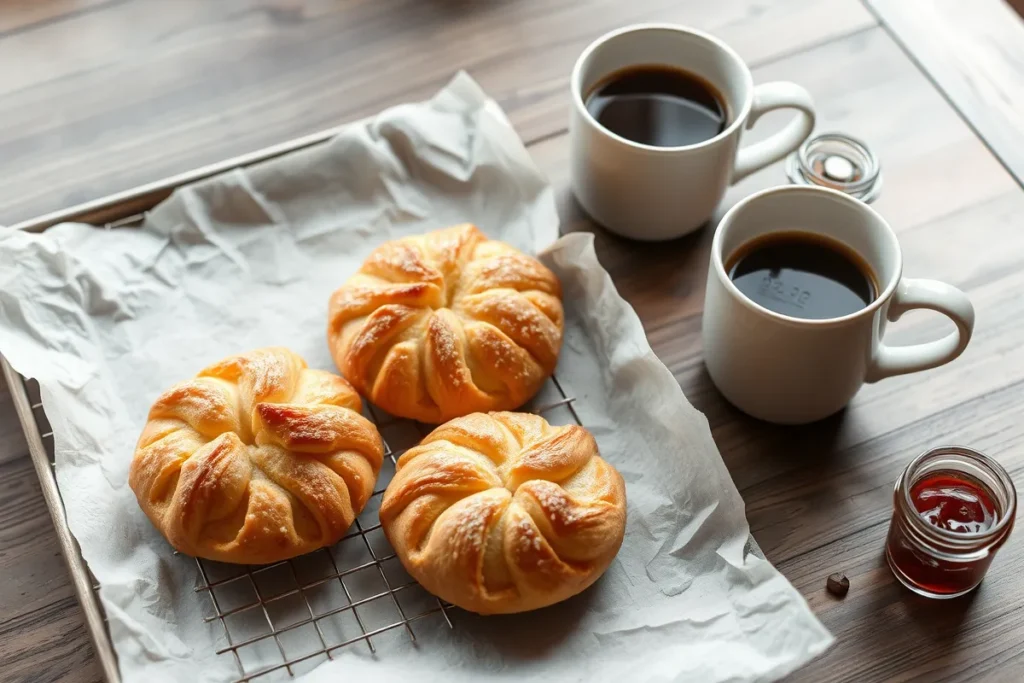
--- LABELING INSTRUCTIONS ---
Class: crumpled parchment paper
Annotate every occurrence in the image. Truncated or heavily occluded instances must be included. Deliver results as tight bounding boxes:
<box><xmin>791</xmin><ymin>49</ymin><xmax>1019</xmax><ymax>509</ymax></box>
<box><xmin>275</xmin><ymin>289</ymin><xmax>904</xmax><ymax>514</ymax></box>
<box><xmin>0</xmin><ymin>73</ymin><xmax>831</xmax><ymax>683</ymax></box>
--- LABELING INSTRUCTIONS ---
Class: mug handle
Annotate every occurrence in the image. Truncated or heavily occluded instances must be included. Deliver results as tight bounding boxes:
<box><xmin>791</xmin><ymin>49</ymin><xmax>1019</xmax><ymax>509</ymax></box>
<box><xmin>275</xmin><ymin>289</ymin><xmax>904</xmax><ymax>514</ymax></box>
<box><xmin>866</xmin><ymin>278</ymin><xmax>975</xmax><ymax>382</ymax></box>
<box><xmin>732</xmin><ymin>82</ymin><xmax>816</xmax><ymax>184</ymax></box>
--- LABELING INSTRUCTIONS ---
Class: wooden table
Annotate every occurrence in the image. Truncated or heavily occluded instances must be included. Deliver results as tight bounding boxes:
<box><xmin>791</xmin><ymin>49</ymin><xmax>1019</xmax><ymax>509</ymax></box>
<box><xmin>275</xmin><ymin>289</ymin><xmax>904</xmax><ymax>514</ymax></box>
<box><xmin>3</xmin><ymin>1</ymin><xmax>1024</xmax><ymax>681</ymax></box>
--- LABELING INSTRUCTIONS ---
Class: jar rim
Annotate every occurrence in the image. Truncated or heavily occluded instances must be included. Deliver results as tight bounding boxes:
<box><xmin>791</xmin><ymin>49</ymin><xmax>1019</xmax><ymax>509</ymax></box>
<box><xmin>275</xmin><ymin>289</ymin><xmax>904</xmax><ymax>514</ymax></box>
<box><xmin>898</xmin><ymin>445</ymin><xmax>1017</xmax><ymax>544</ymax></box>
<box><xmin>785</xmin><ymin>132</ymin><xmax>883</xmax><ymax>203</ymax></box>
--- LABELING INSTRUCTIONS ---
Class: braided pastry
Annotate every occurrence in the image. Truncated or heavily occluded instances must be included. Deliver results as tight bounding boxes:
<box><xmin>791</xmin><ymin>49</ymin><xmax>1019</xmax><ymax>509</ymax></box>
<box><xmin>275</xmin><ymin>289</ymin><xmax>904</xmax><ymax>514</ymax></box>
<box><xmin>129</xmin><ymin>347</ymin><xmax>384</xmax><ymax>564</ymax></box>
<box><xmin>327</xmin><ymin>224</ymin><xmax>564</xmax><ymax>423</ymax></box>
<box><xmin>380</xmin><ymin>412</ymin><xmax>626</xmax><ymax>614</ymax></box>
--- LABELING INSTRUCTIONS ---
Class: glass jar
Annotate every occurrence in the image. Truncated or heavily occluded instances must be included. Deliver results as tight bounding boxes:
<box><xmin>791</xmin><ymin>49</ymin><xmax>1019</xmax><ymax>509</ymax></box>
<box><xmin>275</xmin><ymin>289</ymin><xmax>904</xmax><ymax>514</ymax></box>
<box><xmin>785</xmin><ymin>132</ymin><xmax>882</xmax><ymax>203</ymax></box>
<box><xmin>885</xmin><ymin>446</ymin><xmax>1016</xmax><ymax>599</ymax></box>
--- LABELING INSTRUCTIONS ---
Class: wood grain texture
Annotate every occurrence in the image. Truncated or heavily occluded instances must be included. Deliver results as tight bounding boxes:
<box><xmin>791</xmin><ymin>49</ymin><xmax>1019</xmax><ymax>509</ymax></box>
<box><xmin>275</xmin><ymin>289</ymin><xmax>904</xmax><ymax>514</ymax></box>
<box><xmin>0</xmin><ymin>454</ymin><xmax>102</xmax><ymax>683</ymax></box>
<box><xmin>778</xmin><ymin>381</ymin><xmax>1024</xmax><ymax>682</ymax></box>
<box><xmin>0</xmin><ymin>0</ymin><xmax>112</xmax><ymax>34</ymax></box>
<box><xmin>0</xmin><ymin>0</ymin><xmax>875</xmax><ymax>225</ymax></box>
<box><xmin>2</xmin><ymin>0</ymin><xmax>1024</xmax><ymax>682</ymax></box>
<box><xmin>868</xmin><ymin>0</ymin><xmax>1024</xmax><ymax>189</ymax></box>
<box><xmin>0</xmin><ymin>377</ymin><xmax>30</xmax><ymax>466</ymax></box>
<box><xmin>529</xmin><ymin>24</ymin><xmax>1024</xmax><ymax>680</ymax></box>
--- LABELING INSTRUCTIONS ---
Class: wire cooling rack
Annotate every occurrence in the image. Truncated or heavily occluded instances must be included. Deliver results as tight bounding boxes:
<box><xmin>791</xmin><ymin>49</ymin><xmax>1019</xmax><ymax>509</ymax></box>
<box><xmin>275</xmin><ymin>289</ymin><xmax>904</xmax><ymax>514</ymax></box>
<box><xmin>3</xmin><ymin>123</ymin><xmax>587</xmax><ymax>682</ymax></box>
<box><xmin>4</xmin><ymin>332</ymin><xmax>583</xmax><ymax>683</ymax></box>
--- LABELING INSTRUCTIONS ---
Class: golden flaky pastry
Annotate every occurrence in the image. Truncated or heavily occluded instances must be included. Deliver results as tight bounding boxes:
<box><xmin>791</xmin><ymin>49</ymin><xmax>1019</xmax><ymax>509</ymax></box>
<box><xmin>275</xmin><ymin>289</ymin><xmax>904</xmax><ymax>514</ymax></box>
<box><xmin>380</xmin><ymin>412</ymin><xmax>626</xmax><ymax>614</ymax></box>
<box><xmin>327</xmin><ymin>224</ymin><xmax>564</xmax><ymax>423</ymax></box>
<box><xmin>129</xmin><ymin>347</ymin><xmax>384</xmax><ymax>564</ymax></box>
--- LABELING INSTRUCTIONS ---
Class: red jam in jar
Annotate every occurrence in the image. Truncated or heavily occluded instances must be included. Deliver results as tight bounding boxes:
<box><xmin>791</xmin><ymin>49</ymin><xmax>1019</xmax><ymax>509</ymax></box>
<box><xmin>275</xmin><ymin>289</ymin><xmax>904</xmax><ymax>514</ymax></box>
<box><xmin>911</xmin><ymin>472</ymin><xmax>999</xmax><ymax>534</ymax></box>
<box><xmin>886</xmin><ymin>447</ymin><xmax>1016</xmax><ymax>599</ymax></box>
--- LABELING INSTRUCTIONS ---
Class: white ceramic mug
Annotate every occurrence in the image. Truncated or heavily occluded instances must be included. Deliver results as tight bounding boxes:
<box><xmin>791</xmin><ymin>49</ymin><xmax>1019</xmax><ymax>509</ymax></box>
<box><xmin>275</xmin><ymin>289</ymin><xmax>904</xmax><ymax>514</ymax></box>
<box><xmin>570</xmin><ymin>24</ymin><xmax>816</xmax><ymax>241</ymax></box>
<box><xmin>703</xmin><ymin>185</ymin><xmax>975</xmax><ymax>425</ymax></box>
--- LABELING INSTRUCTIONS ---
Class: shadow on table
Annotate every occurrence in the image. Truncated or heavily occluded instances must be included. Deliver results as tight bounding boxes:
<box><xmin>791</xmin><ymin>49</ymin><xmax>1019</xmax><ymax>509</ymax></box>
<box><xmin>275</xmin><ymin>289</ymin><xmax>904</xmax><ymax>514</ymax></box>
<box><xmin>904</xmin><ymin>578</ymin><xmax>980</xmax><ymax>640</ymax></box>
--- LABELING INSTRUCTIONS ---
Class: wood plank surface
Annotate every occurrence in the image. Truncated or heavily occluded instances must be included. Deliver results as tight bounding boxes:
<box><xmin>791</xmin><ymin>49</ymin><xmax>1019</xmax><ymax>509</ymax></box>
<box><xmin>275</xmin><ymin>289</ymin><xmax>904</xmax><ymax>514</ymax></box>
<box><xmin>0</xmin><ymin>455</ymin><xmax>100</xmax><ymax>683</ymax></box>
<box><xmin>0</xmin><ymin>0</ymin><xmax>111</xmax><ymax>34</ymax></box>
<box><xmin>0</xmin><ymin>0</ymin><xmax>875</xmax><ymax>225</ymax></box>
<box><xmin>0</xmin><ymin>379</ymin><xmax>29</xmax><ymax>466</ymax></box>
<box><xmin>867</xmin><ymin>0</ymin><xmax>1024</xmax><ymax>189</ymax></box>
<box><xmin>2</xmin><ymin>1</ymin><xmax>1023</xmax><ymax>682</ymax></box>
<box><xmin>495</xmin><ymin>24</ymin><xmax>1024</xmax><ymax>682</ymax></box>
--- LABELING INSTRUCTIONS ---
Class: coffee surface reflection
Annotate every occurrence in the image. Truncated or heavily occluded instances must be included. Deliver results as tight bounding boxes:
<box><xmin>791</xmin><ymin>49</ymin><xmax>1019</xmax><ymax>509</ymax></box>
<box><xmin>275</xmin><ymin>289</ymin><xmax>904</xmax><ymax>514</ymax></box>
<box><xmin>585</xmin><ymin>65</ymin><xmax>727</xmax><ymax>148</ymax></box>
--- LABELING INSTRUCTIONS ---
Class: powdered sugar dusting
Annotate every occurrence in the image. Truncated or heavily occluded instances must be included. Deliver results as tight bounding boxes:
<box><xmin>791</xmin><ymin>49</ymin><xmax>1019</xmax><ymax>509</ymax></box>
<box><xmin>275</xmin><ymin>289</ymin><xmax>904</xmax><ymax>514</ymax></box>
<box><xmin>530</xmin><ymin>483</ymin><xmax>584</xmax><ymax>527</ymax></box>
<box><xmin>328</xmin><ymin>226</ymin><xmax>561</xmax><ymax>420</ymax></box>
<box><xmin>429</xmin><ymin>315</ymin><xmax>458</xmax><ymax>363</ymax></box>
<box><xmin>447</xmin><ymin>492</ymin><xmax>497</xmax><ymax>561</ymax></box>
<box><xmin>138</xmin><ymin>347</ymin><xmax>381</xmax><ymax>561</ymax></box>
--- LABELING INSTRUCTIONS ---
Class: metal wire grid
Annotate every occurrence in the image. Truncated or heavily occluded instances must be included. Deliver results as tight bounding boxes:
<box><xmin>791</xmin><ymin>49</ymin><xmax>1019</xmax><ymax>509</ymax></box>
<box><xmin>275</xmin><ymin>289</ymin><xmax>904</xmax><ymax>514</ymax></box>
<box><xmin>6</xmin><ymin>122</ymin><xmax>588</xmax><ymax>683</ymax></box>
<box><xmin>23</xmin><ymin>371</ymin><xmax>583</xmax><ymax>682</ymax></box>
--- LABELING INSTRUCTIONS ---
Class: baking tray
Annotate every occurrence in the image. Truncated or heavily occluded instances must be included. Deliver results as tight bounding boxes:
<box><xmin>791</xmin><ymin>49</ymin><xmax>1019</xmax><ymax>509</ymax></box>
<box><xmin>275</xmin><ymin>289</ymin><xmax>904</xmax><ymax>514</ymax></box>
<box><xmin>3</xmin><ymin>127</ymin><xmax>586</xmax><ymax>682</ymax></box>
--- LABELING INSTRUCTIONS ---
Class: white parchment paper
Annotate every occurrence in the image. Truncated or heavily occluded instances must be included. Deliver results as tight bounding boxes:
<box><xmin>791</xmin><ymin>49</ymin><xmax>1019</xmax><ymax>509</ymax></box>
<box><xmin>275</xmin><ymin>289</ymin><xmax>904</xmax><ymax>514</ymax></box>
<box><xmin>0</xmin><ymin>73</ymin><xmax>831</xmax><ymax>683</ymax></box>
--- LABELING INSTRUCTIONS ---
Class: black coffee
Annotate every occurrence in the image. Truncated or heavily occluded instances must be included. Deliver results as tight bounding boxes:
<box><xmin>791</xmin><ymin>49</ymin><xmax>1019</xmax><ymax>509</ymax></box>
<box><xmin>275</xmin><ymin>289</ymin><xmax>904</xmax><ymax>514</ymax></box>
<box><xmin>585</xmin><ymin>65</ymin><xmax>727</xmax><ymax>147</ymax></box>
<box><xmin>726</xmin><ymin>232</ymin><xmax>877</xmax><ymax>320</ymax></box>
